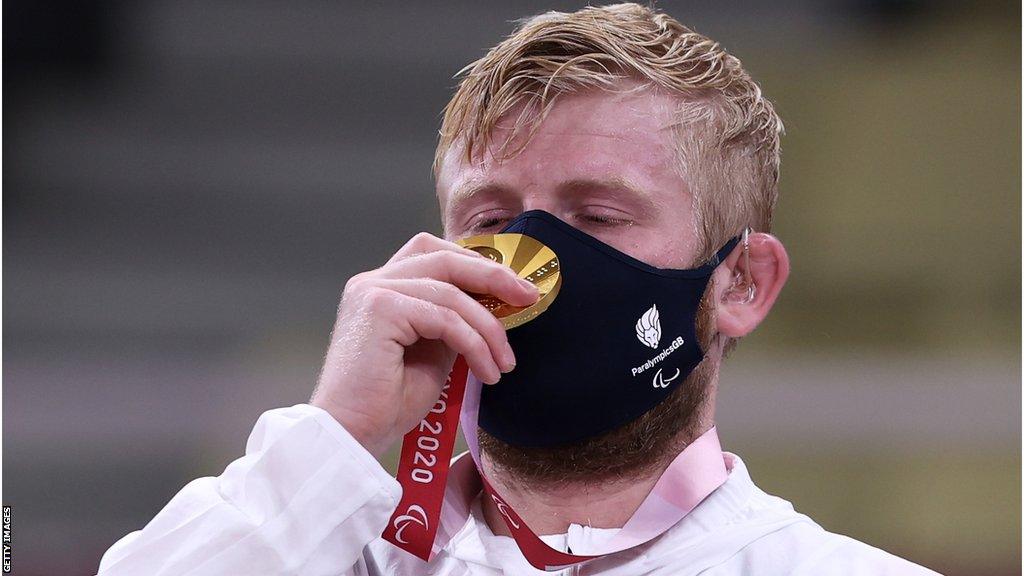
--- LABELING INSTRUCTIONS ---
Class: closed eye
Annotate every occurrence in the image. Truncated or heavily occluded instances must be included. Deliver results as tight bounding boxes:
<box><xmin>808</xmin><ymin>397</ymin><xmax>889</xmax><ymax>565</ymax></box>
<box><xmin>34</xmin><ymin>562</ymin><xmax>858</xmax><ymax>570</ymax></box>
<box><xmin>573</xmin><ymin>209</ymin><xmax>633</xmax><ymax>229</ymax></box>
<box><xmin>577</xmin><ymin>213</ymin><xmax>625</xmax><ymax>226</ymax></box>
<box><xmin>467</xmin><ymin>216</ymin><xmax>510</xmax><ymax>233</ymax></box>
<box><xmin>465</xmin><ymin>208</ymin><xmax>633</xmax><ymax>234</ymax></box>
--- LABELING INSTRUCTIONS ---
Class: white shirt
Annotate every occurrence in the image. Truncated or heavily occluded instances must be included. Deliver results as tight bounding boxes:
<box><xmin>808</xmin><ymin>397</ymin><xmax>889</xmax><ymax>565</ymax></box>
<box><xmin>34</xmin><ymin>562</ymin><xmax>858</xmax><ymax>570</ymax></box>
<box><xmin>96</xmin><ymin>404</ymin><xmax>942</xmax><ymax>575</ymax></box>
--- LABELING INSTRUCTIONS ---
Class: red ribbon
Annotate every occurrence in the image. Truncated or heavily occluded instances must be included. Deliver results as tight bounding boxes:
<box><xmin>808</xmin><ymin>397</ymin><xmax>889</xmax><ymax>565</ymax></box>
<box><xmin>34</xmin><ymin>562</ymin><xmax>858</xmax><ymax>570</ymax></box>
<box><xmin>383</xmin><ymin>355</ymin><xmax>726</xmax><ymax>571</ymax></box>
<box><xmin>381</xmin><ymin>356</ymin><xmax>468</xmax><ymax>560</ymax></box>
<box><xmin>382</xmin><ymin>355</ymin><xmax>599</xmax><ymax>570</ymax></box>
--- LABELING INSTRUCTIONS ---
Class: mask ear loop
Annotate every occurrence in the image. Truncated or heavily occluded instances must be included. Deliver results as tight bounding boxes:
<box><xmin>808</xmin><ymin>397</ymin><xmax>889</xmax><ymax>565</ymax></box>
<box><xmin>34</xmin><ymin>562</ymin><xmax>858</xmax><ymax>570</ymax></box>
<box><xmin>722</xmin><ymin>227</ymin><xmax>757</xmax><ymax>305</ymax></box>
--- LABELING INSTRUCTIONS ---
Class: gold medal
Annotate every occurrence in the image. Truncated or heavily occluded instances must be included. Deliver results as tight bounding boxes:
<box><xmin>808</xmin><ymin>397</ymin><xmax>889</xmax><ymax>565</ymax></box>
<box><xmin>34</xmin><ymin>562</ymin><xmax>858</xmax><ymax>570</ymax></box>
<box><xmin>456</xmin><ymin>233</ymin><xmax>561</xmax><ymax>330</ymax></box>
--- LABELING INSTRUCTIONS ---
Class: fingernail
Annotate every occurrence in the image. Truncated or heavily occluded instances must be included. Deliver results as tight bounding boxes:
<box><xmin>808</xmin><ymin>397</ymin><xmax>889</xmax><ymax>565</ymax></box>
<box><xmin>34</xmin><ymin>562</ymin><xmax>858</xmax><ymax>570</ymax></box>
<box><xmin>502</xmin><ymin>342</ymin><xmax>516</xmax><ymax>372</ymax></box>
<box><xmin>518</xmin><ymin>278</ymin><xmax>538</xmax><ymax>292</ymax></box>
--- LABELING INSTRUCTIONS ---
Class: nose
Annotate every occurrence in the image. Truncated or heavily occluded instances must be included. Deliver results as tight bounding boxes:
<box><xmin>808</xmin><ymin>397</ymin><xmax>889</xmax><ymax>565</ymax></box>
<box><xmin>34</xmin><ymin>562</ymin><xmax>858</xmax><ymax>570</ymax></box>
<box><xmin>519</xmin><ymin>199</ymin><xmax>561</xmax><ymax>220</ymax></box>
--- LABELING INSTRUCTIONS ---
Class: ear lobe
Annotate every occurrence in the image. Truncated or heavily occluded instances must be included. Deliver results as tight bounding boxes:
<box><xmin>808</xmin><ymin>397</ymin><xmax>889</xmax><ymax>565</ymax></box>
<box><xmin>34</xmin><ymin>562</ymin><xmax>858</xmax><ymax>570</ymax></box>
<box><xmin>714</xmin><ymin>233</ymin><xmax>789</xmax><ymax>339</ymax></box>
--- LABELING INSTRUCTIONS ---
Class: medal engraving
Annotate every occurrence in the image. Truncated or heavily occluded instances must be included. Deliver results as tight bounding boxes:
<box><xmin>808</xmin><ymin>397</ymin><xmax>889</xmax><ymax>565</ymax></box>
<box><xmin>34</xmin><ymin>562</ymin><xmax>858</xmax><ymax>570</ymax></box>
<box><xmin>456</xmin><ymin>233</ymin><xmax>561</xmax><ymax>329</ymax></box>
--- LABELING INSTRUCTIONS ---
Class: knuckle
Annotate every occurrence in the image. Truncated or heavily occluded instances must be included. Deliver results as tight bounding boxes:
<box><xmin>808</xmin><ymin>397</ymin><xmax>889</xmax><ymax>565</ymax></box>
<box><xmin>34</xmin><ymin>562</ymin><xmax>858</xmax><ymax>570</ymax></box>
<box><xmin>485</xmin><ymin>265</ymin><xmax>511</xmax><ymax>284</ymax></box>
<box><xmin>440</xmin><ymin>307</ymin><xmax>460</xmax><ymax>325</ymax></box>
<box><xmin>487</xmin><ymin>317</ymin><xmax>507</xmax><ymax>338</ymax></box>
<box><xmin>469</xmin><ymin>336</ymin><xmax>489</xmax><ymax>357</ymax></box>
<box><xmin>423</xmin><ymin>250</ymin><xmax>459</xmax><ymax>273</ymax></box>
<box><xmin>437</xmin><ymin>281</ymin><xmax>461</xmax><ymax>301</ymax></box>
<box><xmin>411</xmin><ymin>300</ymin><xmax>437</xmax><ymax>325</ymax></box>
<box><xmin>408</xmin><ymin>231</ymin><xmax>437</xmax><ymax>251</ymax></box>
<box><xmin>362</xmin><ymin>286</ymin><xmax>393</xmax><ymax>310</ymax></box>
<box><xmin>344</xmin><ymin>271</ymin><xmax>371</xmax><ymax>293</ymax></box>
<box><xmin>436</xmin><ymin>249</ymin><xmax>458</xmax><ymax>264</ymax></box>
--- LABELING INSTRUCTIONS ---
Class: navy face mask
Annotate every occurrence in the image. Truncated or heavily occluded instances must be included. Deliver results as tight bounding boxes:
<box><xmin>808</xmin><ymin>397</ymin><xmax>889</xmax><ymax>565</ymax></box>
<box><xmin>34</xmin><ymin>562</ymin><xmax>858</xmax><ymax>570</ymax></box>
<box><xmin>480</xmin><ymin>209</ymin><xmax>740</xmax><ymax>448</ymax></box>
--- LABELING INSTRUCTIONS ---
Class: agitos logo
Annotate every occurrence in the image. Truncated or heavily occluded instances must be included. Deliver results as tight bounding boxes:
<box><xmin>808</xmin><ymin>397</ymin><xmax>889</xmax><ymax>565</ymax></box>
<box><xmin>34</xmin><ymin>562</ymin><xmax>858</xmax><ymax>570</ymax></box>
<box><xmin>490</xmin><ymin>494</ymin><xmax>521</xmax><ymax>529</ymax></box>
<box><xmin>391</xmin><ymin>504</ymin><xmax>429</xmax><ymax>544</ymax></box>
<box><xmin>383</xmin><ymin>357</ymin><xmax>469</xmax><ymax>561</ymax></box>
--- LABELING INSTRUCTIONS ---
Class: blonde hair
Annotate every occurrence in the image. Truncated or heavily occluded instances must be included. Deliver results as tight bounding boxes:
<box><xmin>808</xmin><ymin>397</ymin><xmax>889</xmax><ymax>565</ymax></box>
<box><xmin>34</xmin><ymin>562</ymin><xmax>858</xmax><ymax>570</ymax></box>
<box><xmin>433</xmin><ymin>2</ymin><xmax>784</xmax><ymax>262</ymax></box>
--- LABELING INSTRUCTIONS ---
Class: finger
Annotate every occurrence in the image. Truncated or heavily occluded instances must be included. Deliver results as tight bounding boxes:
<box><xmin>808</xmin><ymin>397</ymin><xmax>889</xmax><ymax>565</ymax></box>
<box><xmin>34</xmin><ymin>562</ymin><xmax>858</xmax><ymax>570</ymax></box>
<box><xmin>373</xmin><ymin>278</ymin><xmax>515</xmax><ymax>372</ymax></box>
<box><xmin>382</xmin><ymin>250</ymin><xmax>539</xmax><ymax>307</ymax></box>
<box><xmin>387</xmin><ymin>231</ymin><xmax>486</xmax><ymax>265</ymax></box>
<box><xmin>378</xmin><ymin>290</ymin><xmax>503</xmax><ymax>384</ymax></box>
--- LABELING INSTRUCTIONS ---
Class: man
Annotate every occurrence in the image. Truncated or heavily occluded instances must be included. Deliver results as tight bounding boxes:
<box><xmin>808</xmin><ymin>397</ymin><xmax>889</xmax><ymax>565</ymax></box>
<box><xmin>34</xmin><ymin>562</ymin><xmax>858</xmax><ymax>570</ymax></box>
<box><xmin>97</xmin><ymin>4</ymin><xmax>940</xmax><ymax>575</ymax></box>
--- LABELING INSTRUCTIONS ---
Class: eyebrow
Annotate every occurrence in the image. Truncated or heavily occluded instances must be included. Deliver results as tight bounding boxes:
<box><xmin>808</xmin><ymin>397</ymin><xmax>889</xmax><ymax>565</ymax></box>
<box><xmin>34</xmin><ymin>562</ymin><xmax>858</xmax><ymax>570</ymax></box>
<box><xmin>447</xmin><ymin>179</ymin><xmax>509</xmax><ymax>218</ymax></box>
<box><xmin>559</xmin><ymin>176</ymin><xmax>650</xmax><ymax>201</ymax></box>
<box><xmin>449</xmin><ymin>176</ymin><xmax>652</xmax><ymax>213</ymax></box>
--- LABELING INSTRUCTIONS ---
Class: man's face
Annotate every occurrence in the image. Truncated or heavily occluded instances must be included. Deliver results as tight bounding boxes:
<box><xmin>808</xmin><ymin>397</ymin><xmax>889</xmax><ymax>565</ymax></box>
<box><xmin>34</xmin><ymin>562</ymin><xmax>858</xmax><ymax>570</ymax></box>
<box><xmin>436</xmin><ymin>83</ymin><xmax>739</xmax><ymax>484</ymax></box>
<box><xmin>437</xmin><ymin>83</ymin><xmax>701</xmax><ymax>274</ymax></box>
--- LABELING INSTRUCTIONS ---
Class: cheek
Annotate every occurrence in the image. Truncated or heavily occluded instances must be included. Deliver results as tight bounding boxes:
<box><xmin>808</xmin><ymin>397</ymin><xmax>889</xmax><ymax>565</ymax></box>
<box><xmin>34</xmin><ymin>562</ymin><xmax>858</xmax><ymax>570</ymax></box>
<box><xmin>695</xmin><ymin>276</ymin><xmax>720</xmax><ymax>349</ymax></box>
<box><xmin>599</xmin><ymin>228</ymin><xmax>665</xmax><ymax>265</ymax></box>
<box><xmin>627</xmin><ymin>230</ymin><xmax>697</xmax><ymax>269</ymax></box>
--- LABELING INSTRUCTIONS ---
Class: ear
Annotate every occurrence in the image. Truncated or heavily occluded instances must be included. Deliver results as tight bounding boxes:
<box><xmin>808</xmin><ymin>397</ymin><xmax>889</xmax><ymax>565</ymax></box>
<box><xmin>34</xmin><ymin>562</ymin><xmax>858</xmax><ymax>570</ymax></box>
<box><xmin>711</xmin><ymin>232</ymin><xmax>790</xmax><ymax>339</ymax></box>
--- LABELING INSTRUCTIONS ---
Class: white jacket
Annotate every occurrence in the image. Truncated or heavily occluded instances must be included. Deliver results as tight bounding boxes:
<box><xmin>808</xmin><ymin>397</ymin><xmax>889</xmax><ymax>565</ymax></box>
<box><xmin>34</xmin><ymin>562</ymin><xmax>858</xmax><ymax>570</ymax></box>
<box><xmin>97</xmin><ymin>404</ymin><xmax>941</xmax><ymax>575</ymax></box>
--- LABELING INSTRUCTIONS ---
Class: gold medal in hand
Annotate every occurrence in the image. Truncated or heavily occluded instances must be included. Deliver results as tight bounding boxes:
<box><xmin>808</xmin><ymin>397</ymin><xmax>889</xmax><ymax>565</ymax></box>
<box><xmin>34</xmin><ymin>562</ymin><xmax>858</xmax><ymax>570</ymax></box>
<box><xmin>456</xmin><ymin>233</ymin><xmax>561</xmax><ymax>330</ymax></box>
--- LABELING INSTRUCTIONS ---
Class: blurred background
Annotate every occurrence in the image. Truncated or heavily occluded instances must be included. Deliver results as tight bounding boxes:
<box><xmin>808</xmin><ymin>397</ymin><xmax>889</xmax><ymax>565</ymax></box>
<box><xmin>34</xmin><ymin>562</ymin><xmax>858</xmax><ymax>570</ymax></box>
<box><xmin>4</xmin><ymin>1</ymin><xmax>1020</xmax><ymax>574</ymax></box>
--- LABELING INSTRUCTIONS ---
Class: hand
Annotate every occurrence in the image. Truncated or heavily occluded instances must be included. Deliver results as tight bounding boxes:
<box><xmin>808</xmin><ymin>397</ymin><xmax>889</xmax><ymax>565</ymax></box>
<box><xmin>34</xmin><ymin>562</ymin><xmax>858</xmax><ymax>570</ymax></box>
<box><xmin>310</xmin><ymin>232</ymin><xmax>539</xmax><ymax>457</ymax></box>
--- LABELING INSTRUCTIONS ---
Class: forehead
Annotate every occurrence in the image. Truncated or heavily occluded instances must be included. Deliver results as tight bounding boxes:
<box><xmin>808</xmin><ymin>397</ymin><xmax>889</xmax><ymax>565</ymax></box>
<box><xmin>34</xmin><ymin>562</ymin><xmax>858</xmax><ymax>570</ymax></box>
<box><xmin>436</xmin><ymin>83</ymin><xmax>684</xmax><ymax>210</ymax></box>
